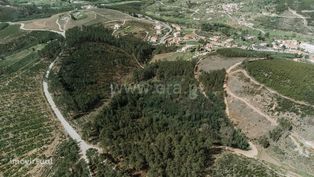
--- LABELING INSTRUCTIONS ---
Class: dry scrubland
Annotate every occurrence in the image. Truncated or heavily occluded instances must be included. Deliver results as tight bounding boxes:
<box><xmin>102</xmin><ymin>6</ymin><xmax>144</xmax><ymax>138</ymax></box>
<box><xmin>225</xmin><ymin>59</ymin><xmax>314</xmax><ymax>176</ymax></box>
<box><xmin>196</xmin><ymin>54</ymin><xmax>314</xmax><ymax>176</ymax></box>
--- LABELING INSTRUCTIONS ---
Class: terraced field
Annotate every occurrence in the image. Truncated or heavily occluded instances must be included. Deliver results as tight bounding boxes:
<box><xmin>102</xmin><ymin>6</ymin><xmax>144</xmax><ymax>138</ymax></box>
<box><xmin>0</xmin><ymin>45</ymin><xmax>62</xmax><ymax>177</ymax></box>
<box><xmin>0</xmin><ymin>24</ymin><xmax>27</xmax><ymax>44</ymax></box>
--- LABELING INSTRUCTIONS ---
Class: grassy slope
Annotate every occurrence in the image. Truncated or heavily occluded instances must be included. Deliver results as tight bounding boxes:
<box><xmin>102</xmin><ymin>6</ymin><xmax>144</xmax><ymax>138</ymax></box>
<box><xmin>245</xmin><ymin>59</ymin><xmax>314</xmax><ymax>105</ymax></box>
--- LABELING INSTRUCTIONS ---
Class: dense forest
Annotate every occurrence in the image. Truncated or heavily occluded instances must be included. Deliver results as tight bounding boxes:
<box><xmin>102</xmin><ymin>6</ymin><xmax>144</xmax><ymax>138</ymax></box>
<box><xmin>199</xmin><ymin>69</ymin><xmax>226</xmax><ymax>97</ymax></box>
<box><xmin>39</xmin><ymin>39</ymin><xmax>64</xmax><ymax>61</ymax></box>
<box><xmin>50</xmin><ymin>25</ymin><xmax>154</xmax><ymax>116</ymax></box>
<box><xmin>65</xmin><ymin>26</ymin><xmax>154</xmax><ymax>64</ymax></box>
<box><xmin>83</xmin><ymin>60</ymin><xmax>249</xmax><ymax>177</ymax></box>
<box><xmin>87</xmin><ymin>149</ymin><xmax>129</xmax><ymax>177</ymax></box>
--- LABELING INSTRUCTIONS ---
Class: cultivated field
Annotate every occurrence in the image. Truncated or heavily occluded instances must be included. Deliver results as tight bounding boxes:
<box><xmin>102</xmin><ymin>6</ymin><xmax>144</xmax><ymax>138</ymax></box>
<box><xmin>7</xmin><ymin>0</ymin><xmax>65</xmax><ymax>5</ymax></box>
<box><xmin>0</xmin><ymin>44</ymin><xmax>63</xmax><ymax>177</ymax></box>
<box><xmin>0</xmin><ymin>24</ymin><xmax>27</xmax><ymax>44</ymax></box>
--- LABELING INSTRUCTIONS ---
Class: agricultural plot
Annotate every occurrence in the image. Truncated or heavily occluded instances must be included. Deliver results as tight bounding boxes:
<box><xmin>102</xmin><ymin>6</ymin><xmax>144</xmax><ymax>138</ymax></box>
<box><xmin>0</xmin><ymin>45</ymin><xmax>62</xmax><ymax>177</ymax></box>
<box><xmin>112</xmin><ymin>20</ymin><xmax>155</xmax><ymax>40</ymax></box>
<box><xmin>151</xmin><ymin>52</ymin><xmax>193</xmax><ymax>63</ymax></box>
<box><xmin>21</xmin><ymin>13</ymin><xmax>64</xmax><ymax>33</ymax></box>
<box><xmin>0</xmin><ymin>24</ymin><xmax>27</xmax><ymax>44</ymax></box>
<box><xmin>256</xmin><ymin>15</ymin><xmax>309</xmax><ymax>34</ymax></box>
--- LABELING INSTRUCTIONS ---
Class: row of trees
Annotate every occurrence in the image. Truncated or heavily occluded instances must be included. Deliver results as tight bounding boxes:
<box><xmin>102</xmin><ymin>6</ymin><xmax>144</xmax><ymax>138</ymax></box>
<box><xmin>216</xmin><ymin>48</ymin><xmax>299</xmax><ymax>59</ymax></box>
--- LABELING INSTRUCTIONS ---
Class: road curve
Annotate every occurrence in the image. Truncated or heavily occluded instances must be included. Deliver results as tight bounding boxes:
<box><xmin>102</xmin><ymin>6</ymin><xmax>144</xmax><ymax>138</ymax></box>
<box><xmin>43</xmin><ymin>60</ymin><xmax>99</xmax><ymax>161</ymax></box>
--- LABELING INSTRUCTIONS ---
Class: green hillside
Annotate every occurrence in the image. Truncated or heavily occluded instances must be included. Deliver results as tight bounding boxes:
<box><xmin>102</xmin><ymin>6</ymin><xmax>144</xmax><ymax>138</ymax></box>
<box><xmin>49</xmin><ymin>25</ymin><xmax>154</xmax><ymax>117</ymax></box>
<box><xmin>245</xmin><ymin>59</ymin><xmax>314</xmax><ymax>105</ymax></box>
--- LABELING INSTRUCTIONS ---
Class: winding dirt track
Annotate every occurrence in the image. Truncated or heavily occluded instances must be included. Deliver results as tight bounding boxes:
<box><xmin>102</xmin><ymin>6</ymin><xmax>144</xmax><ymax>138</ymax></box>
<box><xmin>231</xmin><ymin>69</ymin><xmax>314</xmax><ymax>108</ymax></box>
<box><xmin>224</xmin><ymin>62</ymin><xmax>259</xmax><ymax>158</ymax></box>
<box><xmin>7</xmin><ymin>21</ymin><xmax>66</xmax><ymax>37</ymax></box>
<box><xmin>288</xmin><ymin>7</ymin><xmax>309</xmax><ymax>28</ymax></box>
<box><xmin>225</xmin><ymin>60</ymin><xmax>278</xmax><ymax>126</ymax></box>
<box><xmin>195</xmin><ymin>59</ymin><xmax>258</xmax><ymax>158</ymax></box>
<box><xmin>226</xmin><ymin>60</ymin><xmax>314</xmax><ymax>152</ymax></box>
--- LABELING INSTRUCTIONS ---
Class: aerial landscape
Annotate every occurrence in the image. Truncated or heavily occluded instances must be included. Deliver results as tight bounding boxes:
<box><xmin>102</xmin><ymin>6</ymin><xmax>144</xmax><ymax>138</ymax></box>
<box><xmin>0</xmin><ymin>0</ymin><xmax>314</xmax><ymax>176</ymax></box>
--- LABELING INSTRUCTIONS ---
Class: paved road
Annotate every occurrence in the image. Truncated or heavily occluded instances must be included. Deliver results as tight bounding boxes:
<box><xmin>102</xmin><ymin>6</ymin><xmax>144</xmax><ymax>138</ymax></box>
<box><xmin>159</xmin><ymin>22</ymin><xmax>173</xmax><ymax>44</ymax></box>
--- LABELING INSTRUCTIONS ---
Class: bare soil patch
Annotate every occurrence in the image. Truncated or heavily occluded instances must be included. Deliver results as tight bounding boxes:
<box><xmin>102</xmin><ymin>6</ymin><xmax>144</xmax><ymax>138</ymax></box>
<box><xmin>198</xmin><ymin>54</ymin><xmax>246</xmax><ymax>72</ymax></box>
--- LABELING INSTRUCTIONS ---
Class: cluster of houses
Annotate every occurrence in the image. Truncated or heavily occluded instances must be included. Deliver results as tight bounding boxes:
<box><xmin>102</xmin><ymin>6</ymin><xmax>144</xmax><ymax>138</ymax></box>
<box><xmin>126</xmin><ymin>19</ymin><xmax>314</xmax><ymax>62</ymax></box>
<box><xmin>204</xmin><ymin>36</ymin><xmax>236</xmax><ymax>51</ymax></box>
<box><xmin>252</xmin><ymin>40</ymin><xmax>304</xmax><ymax>55</ymax></box>
<box><xmin>148</xmin><ymin>22</ymin><xmax>237</xmax><ymax>51</ymax></box>
<box><xmin>148</xmin><ymin>24</ymin><xmax>191</xmax><ymax>50</ymax></box>
<box><xmin>222</xmin><ymin>3</ymin><xmax>240</xmax><ymax>14</ymax></box>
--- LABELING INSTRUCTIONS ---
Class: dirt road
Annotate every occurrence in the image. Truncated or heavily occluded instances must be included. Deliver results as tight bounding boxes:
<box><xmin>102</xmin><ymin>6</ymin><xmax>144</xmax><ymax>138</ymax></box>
<box><xmin>288</xmin><ymin>7</ymin><xmax>309</xmax><ymax>27</ymax></box>
<box><xmin>195</xmin><ymin>58</ymin><xmax>258</xmax><ymax>158</ymax></box>
<box><xmin>231</xmin><ymin>69</ymin><xmax>314</xmax><ymax>108</ymax></box>
<box><xmin>43</xmin><ymin>60</ymin><xmax>101</xmax><ymax>161</ymax></box>
<box><xmin>226</xmin><ymin>60</ymin><xmax>314</xmax><ymax>157</ymax></box>
<box><xmin>8</xmin><ymin>22</ymin><xmax>66</xmax><ymax>37</ymax></box>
